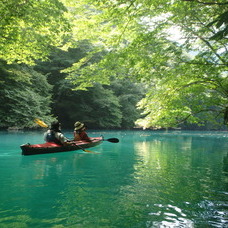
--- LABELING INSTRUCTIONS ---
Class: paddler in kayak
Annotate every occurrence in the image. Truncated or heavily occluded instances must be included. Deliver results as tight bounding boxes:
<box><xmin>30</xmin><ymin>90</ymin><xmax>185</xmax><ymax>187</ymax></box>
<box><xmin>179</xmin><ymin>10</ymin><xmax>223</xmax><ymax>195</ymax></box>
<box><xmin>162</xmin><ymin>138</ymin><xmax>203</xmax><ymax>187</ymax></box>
<box><xmin>74</xmin><ymin>121</ymin><xmax>92</xmax><ymax>142</ymax></box>
<box><xmin>44</xmin><ymin>121</ymin><xmax>72</xmax><ymax>146</ymax></box>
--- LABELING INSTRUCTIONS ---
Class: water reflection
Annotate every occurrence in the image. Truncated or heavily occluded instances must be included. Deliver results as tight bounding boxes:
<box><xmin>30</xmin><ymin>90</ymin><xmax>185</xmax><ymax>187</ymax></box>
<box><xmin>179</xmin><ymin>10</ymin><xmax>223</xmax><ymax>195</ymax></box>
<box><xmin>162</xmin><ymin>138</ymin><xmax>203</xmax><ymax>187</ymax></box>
<box><xmin>131</xmin><ymin>132</ymin><xmax>228</xmax><ymax>227</ymax></box>
<box><xmin>0</xmin><ymin>130</ymin><xmax>227</xmax><ymax>227</ymax></box>
<box><xmin>223</xmin><ymin>153</ymin><xmax>228</xmax><ymax>173</ymax></box>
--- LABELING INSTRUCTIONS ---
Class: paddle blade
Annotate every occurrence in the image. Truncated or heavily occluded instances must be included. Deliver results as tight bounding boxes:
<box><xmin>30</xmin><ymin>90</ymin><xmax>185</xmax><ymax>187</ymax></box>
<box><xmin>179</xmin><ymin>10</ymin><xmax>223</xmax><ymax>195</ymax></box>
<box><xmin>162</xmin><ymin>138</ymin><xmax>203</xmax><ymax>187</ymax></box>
<box><xmin>34</xmin><ymin>118</ymin><xmax>48</xmax><ymax>128</ymax></box>
<box><xmin>106</xmin><ymin>138</ymin><xmax>119</xmax><ymax>143</ymax></box>
<box><xmin>84</xmin><ymin>149</ymin><xmax>100</xmax><ymax>154</ymax></box>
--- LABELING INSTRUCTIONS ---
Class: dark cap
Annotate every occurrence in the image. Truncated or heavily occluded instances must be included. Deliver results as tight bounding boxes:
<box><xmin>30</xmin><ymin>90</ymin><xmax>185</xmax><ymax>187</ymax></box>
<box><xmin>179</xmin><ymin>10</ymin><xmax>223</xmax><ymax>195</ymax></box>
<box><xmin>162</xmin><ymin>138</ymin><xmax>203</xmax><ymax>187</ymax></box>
<box><xmin>50</xmin><ymin>121</ymin><xmax>61</xmax><ymax>131</ymax></box>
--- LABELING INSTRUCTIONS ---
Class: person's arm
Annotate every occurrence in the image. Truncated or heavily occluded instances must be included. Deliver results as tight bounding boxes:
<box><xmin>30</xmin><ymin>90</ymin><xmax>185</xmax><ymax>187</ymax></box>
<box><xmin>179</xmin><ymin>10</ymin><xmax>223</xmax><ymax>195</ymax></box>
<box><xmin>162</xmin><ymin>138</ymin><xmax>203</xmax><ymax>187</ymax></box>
<box><xmin>74</xmin><ymin>131</ymin><xmax>81</xmax><ymax>141</ymax></box>
<box><xmin>44</xmin><ymin>131</ymin><xmax>48</xmax><ymax>142</ymax></box>
<box><xmin>55</xmin><ymin>132</ymin><xmax>70</xmax><ymax>145</ymax></box>
<box><xmin>80</xmin><ymin>131</ymin><xmax>92</xmax><ymax>141</ymax></box>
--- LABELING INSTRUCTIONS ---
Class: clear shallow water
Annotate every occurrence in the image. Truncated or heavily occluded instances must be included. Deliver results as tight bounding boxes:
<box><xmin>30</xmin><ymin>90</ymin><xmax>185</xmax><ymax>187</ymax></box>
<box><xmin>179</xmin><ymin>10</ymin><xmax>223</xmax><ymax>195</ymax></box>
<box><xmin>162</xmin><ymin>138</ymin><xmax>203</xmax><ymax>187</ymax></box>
<box><xmin>0</xmin><ymin>130</ymin><xmax>227</xmax><ymax>227</ymax></box>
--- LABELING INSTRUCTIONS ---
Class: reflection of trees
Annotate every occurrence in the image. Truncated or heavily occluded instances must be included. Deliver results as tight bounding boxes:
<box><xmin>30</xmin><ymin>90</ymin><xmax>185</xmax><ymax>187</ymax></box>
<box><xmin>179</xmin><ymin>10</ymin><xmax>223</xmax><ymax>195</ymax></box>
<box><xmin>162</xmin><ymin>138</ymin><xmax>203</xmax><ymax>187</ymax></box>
<box><xmin>131</xmin><ymin>134</ymin><xmax>228</xmax><ymax>226</ymax></box>
<box><xmin>133</xmin><ymin>136</ymin><xmax>196</xmax><ymax>201</ymax></box>
<box><xmin>14</xmin><ymin>132</ymin><xmax>227</xmax><ymax>227</ymax></box>
<box><xmin>52</xmin><ymin>132</ymin><xmax>228</xmax><ymax>227</ymax></box>
<box><xmin>17</xmin><ymin>153</ymin><xmax>90</xmax><ymax>226</ymax></box>
<box><xmin>53</xmin><ymin>142</ymin><xmax>141</xmax><ymax>226</ymax></box>
<box><xmin>223</xmin><ymin>153</ymin><xmax>228</xmax><ymax>173</ymax></box>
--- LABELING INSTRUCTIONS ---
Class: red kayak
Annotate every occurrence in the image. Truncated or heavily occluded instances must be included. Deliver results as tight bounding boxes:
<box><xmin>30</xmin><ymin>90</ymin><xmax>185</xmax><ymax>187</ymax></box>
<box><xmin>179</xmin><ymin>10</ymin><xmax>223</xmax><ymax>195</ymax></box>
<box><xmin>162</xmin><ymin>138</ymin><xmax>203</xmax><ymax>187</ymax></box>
<box><xmin>21</xmin><ymin>137</ymin><xmax>103</xmax><ymax>155</ymax></box>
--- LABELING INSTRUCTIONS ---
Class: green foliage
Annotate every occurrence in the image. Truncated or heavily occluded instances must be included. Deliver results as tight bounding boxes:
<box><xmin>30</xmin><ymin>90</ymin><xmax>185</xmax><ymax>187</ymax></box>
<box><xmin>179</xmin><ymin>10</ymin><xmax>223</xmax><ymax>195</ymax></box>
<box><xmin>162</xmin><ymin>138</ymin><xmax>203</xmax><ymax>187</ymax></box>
<box><xmin>0</xmin><ymin>0</ymin><xmax>71</xmax><ymax>65</ymax></box>
<box><xmin>208</xmin><ymin>10</ymin><xmax>228</xmax><ymax>40</ymax></box>
<box><xmin>35</xmin><ymin>44</ymin><xmax>89</xmax><ymax>87</ymax></box>
<box><xmin>35</xmin><ymin>46</ymin><xmax>144</xmax><ymax>129</ymax></box>
<box><xmin>54</xmin><ymin>79</ymin><xmax>146</xmax><ymax>129</ymax></box>
<box><xmin>54</xmin><ymin>82</ymin><xmax>122</xmax><ymax>129</ymax></box>
<box><xmin>62</xmin><ymin>0</ymin><xmax>228</xmax><ymax>129</ymax></box>
<box><xmin>1</xmin><ymin>0</ymin><xmax>227</xmax><ymax>129</ymax></box>
<box><xmin>110</xmin><ymin>79</ymin><xmax>145</xmax><ymax>128</ymax></box>
<box><xmin>0</xmin><ymin>60</ymin><xmax>53</xmax><ymax>128</ymax></box>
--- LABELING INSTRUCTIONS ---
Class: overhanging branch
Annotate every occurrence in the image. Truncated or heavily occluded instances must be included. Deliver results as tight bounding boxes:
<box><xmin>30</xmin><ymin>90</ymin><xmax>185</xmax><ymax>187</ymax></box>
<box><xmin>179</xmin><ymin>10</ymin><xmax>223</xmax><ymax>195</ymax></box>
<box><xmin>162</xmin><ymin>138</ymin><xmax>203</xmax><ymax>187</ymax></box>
<box><xmin>180</xmin><ymin>61</ymin><xmax>228</xmax><ymax>66</ymax></box>
<box><xmin>182</xmin><ymin>0</ymin><xmax>228</xmax><ymax>5</ymax></box>
<box><xmin>177</xmin><ymin>108</ymin><xmax>223</xmax><ymax>125</ymax></box>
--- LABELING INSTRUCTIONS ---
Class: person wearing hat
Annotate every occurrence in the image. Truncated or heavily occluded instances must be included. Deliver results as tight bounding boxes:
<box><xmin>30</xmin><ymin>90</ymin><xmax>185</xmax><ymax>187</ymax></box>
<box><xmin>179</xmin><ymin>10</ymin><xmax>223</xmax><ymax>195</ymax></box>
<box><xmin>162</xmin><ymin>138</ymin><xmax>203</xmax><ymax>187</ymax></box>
<box><xmin>73</xmin><ymin>121</ymin><xmax>92</xmax><ymax>141</ymax></box>
<box><xmin>44</xmin><ymin>121</ymin><xmax>72</xmax><ymax>145</ymax></box>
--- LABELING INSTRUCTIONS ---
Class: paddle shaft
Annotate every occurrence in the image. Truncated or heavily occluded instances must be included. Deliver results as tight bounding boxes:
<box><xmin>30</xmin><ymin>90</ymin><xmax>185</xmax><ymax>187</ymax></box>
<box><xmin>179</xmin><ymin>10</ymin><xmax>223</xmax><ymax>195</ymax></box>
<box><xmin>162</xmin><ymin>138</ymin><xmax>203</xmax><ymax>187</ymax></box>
<box><xmin>70</xmin><ymin>141</ymin><xmax>96</xmax><ymax>153</ymax></box>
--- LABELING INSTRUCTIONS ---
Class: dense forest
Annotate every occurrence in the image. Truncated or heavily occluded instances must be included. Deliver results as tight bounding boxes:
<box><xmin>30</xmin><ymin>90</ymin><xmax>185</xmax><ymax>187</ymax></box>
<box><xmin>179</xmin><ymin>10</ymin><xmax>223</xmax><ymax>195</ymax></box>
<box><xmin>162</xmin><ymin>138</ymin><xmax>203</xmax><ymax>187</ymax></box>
<box><xmin>0</xmin><ymin>0</ymin><xmax>227</xmax><ymax>130</ymax></box>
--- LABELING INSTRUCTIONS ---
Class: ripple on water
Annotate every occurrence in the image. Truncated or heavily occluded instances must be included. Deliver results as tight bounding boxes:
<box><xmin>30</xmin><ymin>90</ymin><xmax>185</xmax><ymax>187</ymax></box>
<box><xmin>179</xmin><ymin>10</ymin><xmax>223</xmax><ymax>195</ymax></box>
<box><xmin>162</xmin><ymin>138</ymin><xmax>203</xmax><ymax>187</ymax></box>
<box><xmin>146</xmin><ymin>203</ymin><xmax>194</xmax><ymax>228</ymax></box>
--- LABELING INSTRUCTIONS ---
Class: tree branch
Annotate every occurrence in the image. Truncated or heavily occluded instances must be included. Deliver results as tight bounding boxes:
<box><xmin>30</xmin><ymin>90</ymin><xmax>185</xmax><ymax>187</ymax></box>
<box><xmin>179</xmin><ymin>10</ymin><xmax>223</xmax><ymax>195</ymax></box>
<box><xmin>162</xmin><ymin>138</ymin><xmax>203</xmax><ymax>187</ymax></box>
<box><xmin>182</xmin><ymin>0</ymin><xmax>228</xmax><ymax>5</ymax></box>
<box><xmin>180</xmin><ymin>23</ymin><xmax>227</xmax><ymax>65</ymax></box>
<box><xmin>177</xmin><ymin>79</ymin><xmax>228</xmax><ymax>97</ymax></box>
<box><xmin>180</xmin><ymin>61</ymin><xmax>228</xmax><ymax>66</ymax></box>
<box><xmin>177</xmin><ymin>108</ymin><xmax>223</xmax><ymax>125</ymax></box>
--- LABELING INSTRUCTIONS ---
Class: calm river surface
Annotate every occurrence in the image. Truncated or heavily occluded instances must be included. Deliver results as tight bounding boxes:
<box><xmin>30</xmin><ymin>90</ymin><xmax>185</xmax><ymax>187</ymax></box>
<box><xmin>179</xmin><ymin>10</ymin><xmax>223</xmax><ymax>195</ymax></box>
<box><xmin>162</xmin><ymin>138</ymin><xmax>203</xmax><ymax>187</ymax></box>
<box><xmin>0</xmin><ymin>130</ymin><xmax>227</xmax><ymax>227</ymax></box>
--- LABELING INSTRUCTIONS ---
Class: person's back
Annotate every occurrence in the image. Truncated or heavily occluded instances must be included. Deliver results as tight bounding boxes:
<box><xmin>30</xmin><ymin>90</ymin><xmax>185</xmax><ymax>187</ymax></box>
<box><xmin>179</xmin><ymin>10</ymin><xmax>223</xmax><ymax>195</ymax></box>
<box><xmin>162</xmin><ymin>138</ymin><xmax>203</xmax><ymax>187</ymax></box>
<box><xmin>44</xmin><ymin>121</ymin><xmax>68</xmax><ymax>145</ymax></box>
<box><xmin>44</xmin><ymin>129</ymin><xmax>62</xmax><ymax>145</ymax></box>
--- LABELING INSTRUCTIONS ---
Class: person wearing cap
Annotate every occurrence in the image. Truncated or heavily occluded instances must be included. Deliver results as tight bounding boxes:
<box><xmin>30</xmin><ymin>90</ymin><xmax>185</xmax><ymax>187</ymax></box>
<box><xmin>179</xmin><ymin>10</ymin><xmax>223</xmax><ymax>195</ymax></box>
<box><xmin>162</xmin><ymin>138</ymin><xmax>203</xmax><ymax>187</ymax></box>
<box><xmin>73</xmin><ymin>121</ymin><xmax>92</xmax><ymax>141</ymax></box>
<box><xmin>44</xmin><ymin>121</ymin><xmax>71</xmax><ymax>145</ymax></box>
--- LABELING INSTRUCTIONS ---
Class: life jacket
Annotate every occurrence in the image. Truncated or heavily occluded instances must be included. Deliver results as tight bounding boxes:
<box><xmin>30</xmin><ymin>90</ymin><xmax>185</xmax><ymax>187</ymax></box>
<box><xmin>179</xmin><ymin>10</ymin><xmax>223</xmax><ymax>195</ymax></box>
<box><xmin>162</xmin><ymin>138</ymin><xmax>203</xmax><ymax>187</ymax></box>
<box><xmin>45</xmin><ymin>131</ymin><xmax>62</xmax><ymax>145</ymax></box>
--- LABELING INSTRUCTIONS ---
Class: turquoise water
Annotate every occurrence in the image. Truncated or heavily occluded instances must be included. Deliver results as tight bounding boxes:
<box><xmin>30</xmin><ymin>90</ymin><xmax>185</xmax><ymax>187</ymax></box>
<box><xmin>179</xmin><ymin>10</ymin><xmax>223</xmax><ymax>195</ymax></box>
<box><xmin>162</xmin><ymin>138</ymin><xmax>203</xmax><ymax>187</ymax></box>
<box><xmin>0</xmin><ymin>130</ymin><xmax>227</xmax><ymax>227</ymax></box>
